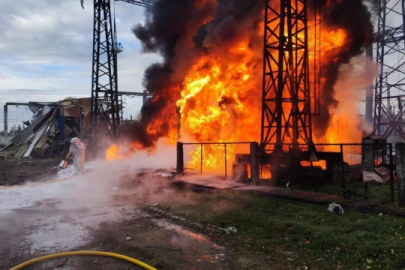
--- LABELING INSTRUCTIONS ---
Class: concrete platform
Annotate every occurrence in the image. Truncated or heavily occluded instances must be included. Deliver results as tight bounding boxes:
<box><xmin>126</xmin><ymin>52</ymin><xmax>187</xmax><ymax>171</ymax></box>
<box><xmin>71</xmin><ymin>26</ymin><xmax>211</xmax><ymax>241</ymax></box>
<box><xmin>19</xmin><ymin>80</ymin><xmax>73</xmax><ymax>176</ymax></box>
<box><xmin>173</xmin><ymin>175</ymin><xmax>247</xmax><ymax>189</ymax></box>
<box><xmin>174</xmin><ymin>176</ymin><xmax>343</xmax><ymax>204</ymax></box>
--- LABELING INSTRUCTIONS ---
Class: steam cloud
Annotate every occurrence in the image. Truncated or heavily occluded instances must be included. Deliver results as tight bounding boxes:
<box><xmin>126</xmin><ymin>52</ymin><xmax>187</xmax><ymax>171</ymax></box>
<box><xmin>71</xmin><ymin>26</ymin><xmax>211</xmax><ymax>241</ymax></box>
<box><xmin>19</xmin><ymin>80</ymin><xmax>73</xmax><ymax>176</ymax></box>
<box><xmin>313</xmin><ymin>0</ymin><xmax>373</xmax><ymax>138</ymax></box>
<box><xmin>125</xmin><ymin>0</ymin><xmax>373</xmax><ymax>147</ymax></box>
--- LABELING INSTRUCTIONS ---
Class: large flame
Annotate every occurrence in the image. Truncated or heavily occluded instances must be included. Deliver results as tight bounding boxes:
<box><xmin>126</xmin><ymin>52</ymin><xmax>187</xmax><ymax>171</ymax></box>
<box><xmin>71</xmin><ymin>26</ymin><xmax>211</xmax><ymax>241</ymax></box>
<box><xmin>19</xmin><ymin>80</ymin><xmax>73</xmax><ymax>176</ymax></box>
<box><xmin>175</xmin><ymin>40</ymin><xmax>261</xmax><ymax>172</ymax></box>
<box><xmin>106</xmin><ymin>144</ymin><xmax>127</xmax><ymax>161</ymax></box>
<box><xmin>107</xmin><ymin>0</ymin><xmax>367</xmax><ymax>172</ymax></box>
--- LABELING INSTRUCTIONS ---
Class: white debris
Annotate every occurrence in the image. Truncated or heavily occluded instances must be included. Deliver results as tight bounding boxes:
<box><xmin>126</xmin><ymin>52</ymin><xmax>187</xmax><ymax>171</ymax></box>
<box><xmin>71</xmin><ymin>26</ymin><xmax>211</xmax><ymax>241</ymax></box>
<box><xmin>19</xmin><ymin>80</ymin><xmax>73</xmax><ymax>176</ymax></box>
<box><xmin>210</xmin><ymin>225</ymin><xmax>237</xmax><ymax>234</ymax></box>
<box><xmin>225</xmin><ymin>227</ymin><xmax>237</xmax><ymax>234</ymax></box>
<box><xmin>156</xmin><ymin>173</ymin><xmax>173</xmax><ymax>178</ymax></box>
<box><xmin>56</xmin><ymin>165</ymin><xmax>74</xmax><ymax>179</ymax></box>
<box><xmin>126</xmin><ymin>236</ymin><xmax>131</xmax><ymax>241</ymax></box>
<box><xmin>328</xmin><ymin>202</ymin><xmax>344</xmax><ymax>215</ymax></box>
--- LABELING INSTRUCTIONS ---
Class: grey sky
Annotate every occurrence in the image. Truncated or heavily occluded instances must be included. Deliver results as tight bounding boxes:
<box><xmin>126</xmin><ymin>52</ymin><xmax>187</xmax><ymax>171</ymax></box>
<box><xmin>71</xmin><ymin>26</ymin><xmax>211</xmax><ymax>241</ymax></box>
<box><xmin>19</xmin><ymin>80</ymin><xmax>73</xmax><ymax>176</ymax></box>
<box><xmin>0</xmin><ymin>0</ymin><xmax>161</xmax><ymax>130</ymax></box>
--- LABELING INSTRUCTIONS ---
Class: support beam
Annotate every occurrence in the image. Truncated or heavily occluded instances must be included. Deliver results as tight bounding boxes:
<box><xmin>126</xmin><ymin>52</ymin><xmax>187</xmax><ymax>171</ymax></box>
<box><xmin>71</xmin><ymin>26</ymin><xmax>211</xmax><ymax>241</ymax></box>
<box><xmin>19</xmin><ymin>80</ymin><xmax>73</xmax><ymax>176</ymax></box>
<box><xmin>395</xmin><ymin>142</ymin><xmax>405</xmax><ymax>206</ymax></box>
<box><xmin>4</xmin><ymin>105</ymin><xmax>7</xmax><ymax>138</ymax></box>
<box><xmin>118</xmin><ymin>90</ymin><xmax>151</xmax><ymax>105</ymax></box>
<box><xmin>250</xmin><ymin>142</ymin><xmax>259</xmax><ymax>185</ymax></box>
<box><xmin>365</xmin><ymin>45</ymin><xmax>374</xmax><ymax>126</ymax></box>
<box><xmin>176</xmin><ymin>142</ymin><xmax>184</xmax><ymax>174</ymax></box>
<box><xmin>90</xmin><ymin>0</ymin><xmax>120</xmax><ymax>139</ymax></box>
<box><xmin>373</xmin><ymin>0</ymin><xmax>405</xmax><ymax>140</ymax></box>
<box><xmin>143</xmin><ymin>90</ymin><xmax>148</xmax><ymax>105</ymax></box>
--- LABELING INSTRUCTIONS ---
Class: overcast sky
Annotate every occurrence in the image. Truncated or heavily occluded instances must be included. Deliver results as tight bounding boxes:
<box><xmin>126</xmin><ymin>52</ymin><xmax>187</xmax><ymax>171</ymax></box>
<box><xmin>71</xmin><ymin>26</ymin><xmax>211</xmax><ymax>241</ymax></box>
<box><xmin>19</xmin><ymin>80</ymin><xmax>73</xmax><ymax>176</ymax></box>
<box><xmin>0</xmin><ymin>0</ymin><xmax>160</xmax><ymax>131</ymax></box>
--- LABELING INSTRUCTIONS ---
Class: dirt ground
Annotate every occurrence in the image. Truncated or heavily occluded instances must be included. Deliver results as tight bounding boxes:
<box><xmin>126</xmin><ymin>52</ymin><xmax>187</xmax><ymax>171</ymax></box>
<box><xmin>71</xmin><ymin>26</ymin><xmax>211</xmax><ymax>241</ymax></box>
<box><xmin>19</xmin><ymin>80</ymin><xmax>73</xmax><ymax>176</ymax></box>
<box><xmin>0</xmin><ymin>158</ymin><xmax>60</xmax><ymax>186</ymax></box>
<box><xmin>0</xmin><ymin>158</ymin><xmax>262</xmax><ymax>270</ymax></box>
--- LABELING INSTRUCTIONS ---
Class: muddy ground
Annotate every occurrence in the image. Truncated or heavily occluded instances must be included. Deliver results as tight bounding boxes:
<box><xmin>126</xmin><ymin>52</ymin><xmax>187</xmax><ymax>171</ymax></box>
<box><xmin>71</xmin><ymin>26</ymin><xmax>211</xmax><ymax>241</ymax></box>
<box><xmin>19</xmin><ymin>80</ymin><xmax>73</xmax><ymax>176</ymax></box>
<box><xmin>0</xmin><ymin>157</ymin><xmax>264</xmax><ymax>270</ymax></box>
<box><xmin>0</xmin><ymin>158</ymin><xmax>60</xmax><ymax>186</ymax></box>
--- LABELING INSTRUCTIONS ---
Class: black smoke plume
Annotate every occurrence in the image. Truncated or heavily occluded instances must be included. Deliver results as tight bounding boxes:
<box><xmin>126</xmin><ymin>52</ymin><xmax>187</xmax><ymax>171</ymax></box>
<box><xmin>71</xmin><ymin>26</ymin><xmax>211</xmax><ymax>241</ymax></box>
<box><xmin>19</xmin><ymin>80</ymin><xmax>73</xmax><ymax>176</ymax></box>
<box><xmin>122</xmin><ymin>0</ymin><xmax>202</xmax><ymax>147</ymax></box>
<box><xmin>123</xmin><ymin>0</ymin><xmax>262</xmax><ymax>147</ymax></box>
<box><xmin>124</xmin><ymin>0</ymin><xmax>372</xmax><ymax>147</ymax></box>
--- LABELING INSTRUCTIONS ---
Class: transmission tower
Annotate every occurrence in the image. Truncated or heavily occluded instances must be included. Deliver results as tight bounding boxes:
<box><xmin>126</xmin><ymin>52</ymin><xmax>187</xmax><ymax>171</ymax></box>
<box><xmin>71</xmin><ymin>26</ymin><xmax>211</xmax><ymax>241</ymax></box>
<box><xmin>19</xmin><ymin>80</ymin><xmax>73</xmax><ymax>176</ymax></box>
<box><xmin>81</xmin><ymin>0</ymin><xmax>150</xmax><ymax>140</ymax></box>
<box><xmin>374</xmin><ymin>0</ymin><xmax>405</xmax><ymax>140</ymax></box>
<box><xmin>261</xmin><ymin>0</ymin><xmax>318</xmax><ymax>154</ymax></box>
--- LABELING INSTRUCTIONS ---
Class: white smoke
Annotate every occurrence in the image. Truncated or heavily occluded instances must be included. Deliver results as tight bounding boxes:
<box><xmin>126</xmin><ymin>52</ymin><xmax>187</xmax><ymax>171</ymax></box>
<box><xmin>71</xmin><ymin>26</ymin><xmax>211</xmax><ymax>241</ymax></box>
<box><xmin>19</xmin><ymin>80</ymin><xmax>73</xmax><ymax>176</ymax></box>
<box><xmin>322</xmin><ymin>54</ymin><xmax>378</xmax><ymax>143</ymax></box>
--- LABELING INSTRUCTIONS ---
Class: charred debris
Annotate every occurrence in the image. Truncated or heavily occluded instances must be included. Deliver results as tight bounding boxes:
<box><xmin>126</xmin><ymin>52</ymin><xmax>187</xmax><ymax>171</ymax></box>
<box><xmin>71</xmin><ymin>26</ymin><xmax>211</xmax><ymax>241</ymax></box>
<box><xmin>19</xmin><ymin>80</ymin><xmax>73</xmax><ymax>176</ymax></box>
<box><xmin>0</xmin><ymin>98</ymin><xmax>90</xmax><ymax>160</ymax></box>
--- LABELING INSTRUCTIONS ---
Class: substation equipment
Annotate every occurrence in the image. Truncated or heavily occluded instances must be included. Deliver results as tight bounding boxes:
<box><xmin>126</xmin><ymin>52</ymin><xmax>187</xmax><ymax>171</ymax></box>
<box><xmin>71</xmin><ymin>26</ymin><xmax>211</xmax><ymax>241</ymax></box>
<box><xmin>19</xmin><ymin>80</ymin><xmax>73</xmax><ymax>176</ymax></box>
<box><xmin>236</xmin><ymin>0</ymin><xmax>405</xmax><ymax>184</ymax></box>
<box><xmin>82</xmin><ymin>0</ymin><xmax>402</xmax><ymax>182</ymax></box>
<box><xmin>82</xmin><ymin>0</ymin><xmax>152</xmax><ymax>140</ymax></box>
<box><xmin>371</xmin><ymin>0</ymin><xmax>405</xmax><ymax>141</ymax></box>
<box><xmin>255</xmin><ymin>0</ymin><xmax>404</xmax><ymax>184</ymax></box>
<box><xmin>176</xmin><ymin>0</ymin><xmax>328</xmax><ymax>183</ymax></box>
<box><xmin>229</xmin><ymin>0</ymin><xmax>325</xmax><ymax>184</ymax></box>
<box><xmin>179</xmin><ymin>0</ymin><xmax>404</xmax><ymax>184</ymax></box>
<box><xmin>253</xmin><ymin>0</ymin><xmax>403</xmax><ymax>184</ymax></box>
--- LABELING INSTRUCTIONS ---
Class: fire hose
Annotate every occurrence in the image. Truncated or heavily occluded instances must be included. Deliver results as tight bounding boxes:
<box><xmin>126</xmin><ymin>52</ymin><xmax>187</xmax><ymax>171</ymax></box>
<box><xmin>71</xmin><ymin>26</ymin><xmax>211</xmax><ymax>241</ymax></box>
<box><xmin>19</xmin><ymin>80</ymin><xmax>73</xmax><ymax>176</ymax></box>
<box><xmin>10</xmin><ymin>250</ymin><xmax>157</xmax><ymax>270</ymax></box>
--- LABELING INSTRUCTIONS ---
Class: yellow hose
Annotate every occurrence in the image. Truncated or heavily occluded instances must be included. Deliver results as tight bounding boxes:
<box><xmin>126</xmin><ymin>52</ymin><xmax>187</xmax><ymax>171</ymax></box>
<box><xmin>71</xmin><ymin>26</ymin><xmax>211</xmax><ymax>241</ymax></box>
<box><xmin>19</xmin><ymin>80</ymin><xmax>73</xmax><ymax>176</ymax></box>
<box><xmin>10</xmin><ymin>250</ymin><xmax>157</xmax><ymax>270</ymax></box>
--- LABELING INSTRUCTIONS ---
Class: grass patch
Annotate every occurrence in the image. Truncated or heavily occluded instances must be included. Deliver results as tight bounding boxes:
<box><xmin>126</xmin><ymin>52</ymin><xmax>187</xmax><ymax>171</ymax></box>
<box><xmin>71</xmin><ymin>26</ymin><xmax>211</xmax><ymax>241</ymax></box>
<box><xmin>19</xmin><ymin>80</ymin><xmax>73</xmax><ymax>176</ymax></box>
<box><xmin>160</xmin><ymin>190</ymin><xmax>405</xmax><ymax>269</ymax></box>
<box><xmin>298</xmin><ymin>181</ymin><xmax>396</xmax><ymax>203</ymax></box>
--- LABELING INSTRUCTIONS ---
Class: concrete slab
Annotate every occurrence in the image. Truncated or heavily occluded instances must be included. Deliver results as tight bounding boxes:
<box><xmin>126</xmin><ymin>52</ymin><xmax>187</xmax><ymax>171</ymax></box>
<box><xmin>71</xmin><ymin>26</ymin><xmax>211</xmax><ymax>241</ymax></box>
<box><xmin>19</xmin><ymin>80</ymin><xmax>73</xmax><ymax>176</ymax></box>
<box><xmin>173</xmin><ymin>175</ymin><xmax>247</xmax><ymax>189</ymax></box>
<box><xmin>235</xmin><ymin>185</ymin><xmax>342</xmax><ymax>203</ymax></box>
<box><xmin>174</xmin><ymin>175</ymin><xmax>342</xmax><ymax>203</ymax></box>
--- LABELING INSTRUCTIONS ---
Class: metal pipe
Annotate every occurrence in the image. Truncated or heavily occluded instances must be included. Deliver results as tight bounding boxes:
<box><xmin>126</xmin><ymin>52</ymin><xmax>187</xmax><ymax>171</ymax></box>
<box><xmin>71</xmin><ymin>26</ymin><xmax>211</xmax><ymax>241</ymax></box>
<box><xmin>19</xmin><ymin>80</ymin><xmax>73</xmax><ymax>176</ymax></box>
<box><xmin>182</xmin><ymin>141</ymin><xmax>252</xmax><ymax>145</ymax></box>
<box><xmin>224</xmin><ymin>143</ymin><xmax>227</xmax><ymax>178</ymax></box>
<box><xmin>143</xmin><ymin>90</ymin><xmax>148</xmax><ymax>105</ymax></box>
<box><xmin>340</xmin><ymin>144</ymin><xmax>346</xmax><ymax>196</ymax></box>
<box><xmin>250</xmin><ymin>142</ymin><xmax>260</xmax><ymax>185</ymax></box>
<box><xmin>4</xmin><ymin>104</ymin><xmax>7</xmax><ymax>138</ymax></box>
<box><xmin>200</xmin><ymin>144</ymin><xmax>202</xmax><ymax>174</ymax></box>
<box><xmin>389</xmin><ymin>143</ymin><xmax>394</xmax><ymax>202</ymax></box>
<box><xmin>176</xmin><ymin>142</ymin><xmax>184</xmax><ymax>175</ymax></box>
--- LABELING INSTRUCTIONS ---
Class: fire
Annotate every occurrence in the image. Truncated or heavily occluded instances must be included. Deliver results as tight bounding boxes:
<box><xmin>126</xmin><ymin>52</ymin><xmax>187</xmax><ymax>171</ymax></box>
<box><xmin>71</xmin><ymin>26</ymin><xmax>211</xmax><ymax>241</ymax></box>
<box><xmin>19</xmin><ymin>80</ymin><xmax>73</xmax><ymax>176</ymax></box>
<box><xmin>106</xmin><ymin>0</ymin><xmax>365</xmax><ymax>176</ymax></box>
<box><xmin>106</xmin><ymin>140</ymin><xmax>150</xmax><ymax>161</ymax></box>
<box><xmin>301</xmin><ymin>160</ymin><xmax>327</xmax><ymax>170</ymax></box>
<box><xmin>320</xmin><ymin>28</ymin><xmax>347</xmax><ymax>56</ymax></box>
<box><xmin>106</xmin><ymin>144</ymin><xmax>128</xmax><ymax>161</ymax></box>
<box><xmin>176</xmin><ymin>39</ymin><xmax>261</xmax><ymax>173</ymax></box>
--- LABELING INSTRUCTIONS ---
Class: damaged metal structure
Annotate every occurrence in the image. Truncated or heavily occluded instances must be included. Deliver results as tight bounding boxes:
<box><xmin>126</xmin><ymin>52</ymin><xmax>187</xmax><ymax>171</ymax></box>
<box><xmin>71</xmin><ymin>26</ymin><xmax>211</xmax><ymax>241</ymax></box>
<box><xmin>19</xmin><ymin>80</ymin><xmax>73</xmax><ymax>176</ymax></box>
<box><xmin>174</xmin><ymin>0</ymin><xmax>328</xmax><ymax>184</ymax></box>
<box><xmin>174</xmin><ymin>0</ymin><xmax>398</xmax><ymax>203</ymax></box>
<box><xmin>0</xmin><ymin>98</ymin><xmax>90</xmax><ymax>158</ymax></box>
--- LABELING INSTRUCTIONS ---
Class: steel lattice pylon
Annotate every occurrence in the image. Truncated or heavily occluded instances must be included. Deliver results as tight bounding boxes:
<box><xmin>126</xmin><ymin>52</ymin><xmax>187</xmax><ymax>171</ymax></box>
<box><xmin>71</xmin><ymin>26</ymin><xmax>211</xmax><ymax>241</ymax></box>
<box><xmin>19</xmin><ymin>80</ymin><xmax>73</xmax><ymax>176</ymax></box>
<box><xmin>261</xmin><ymin>0</ymin><xmax>313</xmax><ymax>154</ymax></box>
<box><xmin>374</xmin><ymin>0</ymin><xmax>405</xmax><ymax>140</ymax></box>
<box><xmin>87</xmin><ymin>0</ymin><xmax>150</xmax><ymax>139</ymax></box>
<box><xmin>91</xmin><ymin>0</ymin><xmax>120</xmax><ymax>138</ymax></box>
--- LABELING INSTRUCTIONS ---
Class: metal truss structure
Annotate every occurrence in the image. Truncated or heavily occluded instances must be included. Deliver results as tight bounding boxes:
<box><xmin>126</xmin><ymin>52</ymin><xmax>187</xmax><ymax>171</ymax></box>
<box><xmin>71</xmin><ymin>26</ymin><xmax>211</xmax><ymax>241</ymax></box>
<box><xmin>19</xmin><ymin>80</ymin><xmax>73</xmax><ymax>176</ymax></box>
<box><xmin>374</xmin><ymin>0</ymin><xmax>405</xmax><ymax>140</ymax></box>
<box><xmin>261</xmin><ymin>0</ymin><xmax>314</xmax><ymax>154</ymax></box>
<box><xmin>84</xmin><ymin>0</ymin><xmax>150</xmax><ymax>139</ymax></box>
